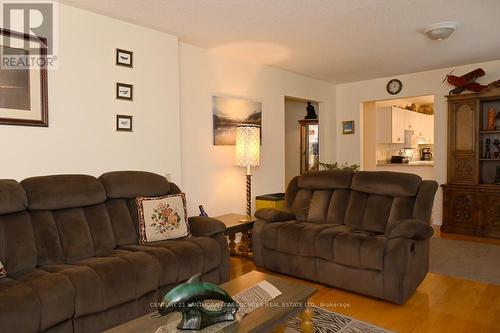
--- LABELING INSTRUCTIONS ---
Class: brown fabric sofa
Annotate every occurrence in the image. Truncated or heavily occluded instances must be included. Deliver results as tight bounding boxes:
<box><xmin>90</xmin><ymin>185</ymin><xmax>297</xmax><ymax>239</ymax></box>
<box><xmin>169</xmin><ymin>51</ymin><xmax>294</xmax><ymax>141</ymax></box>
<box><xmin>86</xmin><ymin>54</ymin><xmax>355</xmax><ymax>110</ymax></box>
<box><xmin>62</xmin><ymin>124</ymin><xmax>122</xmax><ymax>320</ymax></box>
<box><xmin>253</xmin><ymin>170</ymin><xmax>438</xmax><ymax>304</ymax></box>
<box><xmin>0</xmin><ymin>171</ymin><xmax>229</xmax><ymax>333</ymax></box>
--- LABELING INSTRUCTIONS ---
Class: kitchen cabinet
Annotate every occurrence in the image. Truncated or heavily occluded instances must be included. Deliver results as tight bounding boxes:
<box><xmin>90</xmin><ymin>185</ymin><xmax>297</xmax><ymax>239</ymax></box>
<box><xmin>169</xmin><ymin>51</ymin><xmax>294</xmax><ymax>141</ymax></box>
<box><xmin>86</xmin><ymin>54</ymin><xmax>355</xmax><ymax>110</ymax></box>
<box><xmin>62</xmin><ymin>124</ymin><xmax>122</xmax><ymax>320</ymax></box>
<box><xmin>391</xmin><ymin>107</ymin><xmax>405</xmax><ymax>143</ymax></box>
<box><xmin>376</xmin><ymin>106</ymin><xmax>434</xmax><ymax>144</ymax></box>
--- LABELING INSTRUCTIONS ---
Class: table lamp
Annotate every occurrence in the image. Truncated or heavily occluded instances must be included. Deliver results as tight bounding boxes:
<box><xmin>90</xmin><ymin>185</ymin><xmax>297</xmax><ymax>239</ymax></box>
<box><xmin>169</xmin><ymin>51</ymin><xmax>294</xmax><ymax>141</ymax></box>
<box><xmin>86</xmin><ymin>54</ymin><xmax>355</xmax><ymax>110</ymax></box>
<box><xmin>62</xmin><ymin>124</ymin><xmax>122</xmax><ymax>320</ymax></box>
<box><xmin>235</xmin><ymin>124</ymin><xmax>260</xmax><ymax>221</ymax></box>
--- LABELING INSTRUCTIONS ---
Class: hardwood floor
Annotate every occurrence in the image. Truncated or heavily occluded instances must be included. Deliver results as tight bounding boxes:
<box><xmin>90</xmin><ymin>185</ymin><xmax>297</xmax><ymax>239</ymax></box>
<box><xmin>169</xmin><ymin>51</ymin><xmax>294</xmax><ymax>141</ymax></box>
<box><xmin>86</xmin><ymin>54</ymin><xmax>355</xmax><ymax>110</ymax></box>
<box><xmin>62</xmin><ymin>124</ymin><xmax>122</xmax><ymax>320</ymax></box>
<box><xmin>230</xmin><ymin>255</ymin><xmax>500</xmax><ymax>333</ymax></box>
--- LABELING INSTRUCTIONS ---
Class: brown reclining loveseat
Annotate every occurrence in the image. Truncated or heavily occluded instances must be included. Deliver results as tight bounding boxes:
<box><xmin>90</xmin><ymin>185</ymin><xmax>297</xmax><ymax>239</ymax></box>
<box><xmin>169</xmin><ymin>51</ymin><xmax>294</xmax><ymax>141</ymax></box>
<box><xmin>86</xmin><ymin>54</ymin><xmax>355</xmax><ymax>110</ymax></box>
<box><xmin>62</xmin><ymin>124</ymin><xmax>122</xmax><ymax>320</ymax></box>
<box><xmin>253</xmin><ymin>170</ymin><xmax>438</xmax><ymax>304</ymax></box>
<box><xmin>0</xmin><ymin>171</ymin><xmax>229</xmax><ymax>333</ymax></box>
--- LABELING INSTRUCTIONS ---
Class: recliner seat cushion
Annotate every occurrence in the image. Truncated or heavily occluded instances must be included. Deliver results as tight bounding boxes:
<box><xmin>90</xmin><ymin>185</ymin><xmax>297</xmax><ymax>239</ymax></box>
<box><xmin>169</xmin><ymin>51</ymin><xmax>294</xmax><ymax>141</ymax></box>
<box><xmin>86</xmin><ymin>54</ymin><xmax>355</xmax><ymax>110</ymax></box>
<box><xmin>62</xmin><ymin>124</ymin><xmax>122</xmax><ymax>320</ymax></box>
<box><xmin>72</xmin><ymin>256</ymin><xmax>139</xmax><ymax>311</ymax></box>
<box><xmin>148</xmin><ymin>237</ymin><xmax>222</xmax><ymax>281</ymax></box>
<box><xmin>332</xmin><ymin>232</ymin><xmax>386</xmax><ymax>271</ymax></box>
<box><xmin>262</xmin><ymin>221</ymin><xmax>330</xmax><ymax>257</ymax></box>
<box><xmin>0</xmin><ymin>278</ymin><xmax>41</xmax><ymax>333</ymax></box>
<box><xmin>11</xmin><ymin>269</ymin><xmax>75</xmax><ymax>331</ymax></box>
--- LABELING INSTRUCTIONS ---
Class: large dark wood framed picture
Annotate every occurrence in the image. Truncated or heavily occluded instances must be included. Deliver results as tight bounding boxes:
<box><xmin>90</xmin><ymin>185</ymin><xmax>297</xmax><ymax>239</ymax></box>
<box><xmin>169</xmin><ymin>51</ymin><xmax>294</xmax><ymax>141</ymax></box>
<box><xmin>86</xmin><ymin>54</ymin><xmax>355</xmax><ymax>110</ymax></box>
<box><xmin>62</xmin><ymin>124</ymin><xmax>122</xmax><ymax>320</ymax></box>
<box><xmin>0</xmin><ymin>28</ymin><xmax>48</xmax><ymax>127</ymax></box>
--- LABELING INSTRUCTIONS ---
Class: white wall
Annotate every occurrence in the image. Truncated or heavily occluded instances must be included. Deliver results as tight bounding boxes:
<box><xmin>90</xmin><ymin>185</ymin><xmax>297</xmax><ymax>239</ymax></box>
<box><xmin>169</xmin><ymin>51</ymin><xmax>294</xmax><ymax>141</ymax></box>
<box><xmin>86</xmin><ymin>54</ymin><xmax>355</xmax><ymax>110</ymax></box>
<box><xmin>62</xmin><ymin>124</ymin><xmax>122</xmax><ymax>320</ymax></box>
<box><xmin>179</xmin><ymin>43</ymin><xmax>335</xmax><ymax>216</ymax></box>
<box><xmin>1</xmin><ymin>4</ymin><xmax>182</xmax><ymax>182</ymax></box>
<box><xmin>284</xmin><ymin>99</ymin><xmax>319</xmax><ymax>186</ymax></box>
<box><xmin>335</xmin><ymin>59</ymin><xmax>500</xmax><ymax>224</ymax></box>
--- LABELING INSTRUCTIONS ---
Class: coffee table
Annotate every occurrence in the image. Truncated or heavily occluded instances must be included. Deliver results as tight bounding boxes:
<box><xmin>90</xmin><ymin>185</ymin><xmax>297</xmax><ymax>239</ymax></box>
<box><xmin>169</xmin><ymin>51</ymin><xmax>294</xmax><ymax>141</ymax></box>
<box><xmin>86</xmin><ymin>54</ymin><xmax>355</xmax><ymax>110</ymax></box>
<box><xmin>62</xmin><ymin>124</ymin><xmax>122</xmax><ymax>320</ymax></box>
<box><xmin>104</xmin><ymin>271</ymin><xmax>317</xmax><ymax>333</ymax></box>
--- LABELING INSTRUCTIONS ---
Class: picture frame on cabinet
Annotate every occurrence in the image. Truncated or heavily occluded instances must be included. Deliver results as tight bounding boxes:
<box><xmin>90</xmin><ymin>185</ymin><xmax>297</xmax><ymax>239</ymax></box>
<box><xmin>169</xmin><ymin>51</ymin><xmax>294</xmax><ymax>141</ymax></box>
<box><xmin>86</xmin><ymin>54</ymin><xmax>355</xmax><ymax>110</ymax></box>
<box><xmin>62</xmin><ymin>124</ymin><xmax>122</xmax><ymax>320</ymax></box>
<box><xmin>116</xmin><ymin>115</ymin><xmax>133</xmax><ymax>131</ymax></box>
<box><xmin>116</xmin><ymin>49</ymin><xmax>133</xmax><ymax>67</ymax></box>
<box><xmin>342</xmin><ymin>120</ymin><xmax>355</xmax><ymax>135</ymax></box>
<box><xmin>116</xmin><ymin>83</ymin><xmax>133</xmax><ymax>100</ymax></box>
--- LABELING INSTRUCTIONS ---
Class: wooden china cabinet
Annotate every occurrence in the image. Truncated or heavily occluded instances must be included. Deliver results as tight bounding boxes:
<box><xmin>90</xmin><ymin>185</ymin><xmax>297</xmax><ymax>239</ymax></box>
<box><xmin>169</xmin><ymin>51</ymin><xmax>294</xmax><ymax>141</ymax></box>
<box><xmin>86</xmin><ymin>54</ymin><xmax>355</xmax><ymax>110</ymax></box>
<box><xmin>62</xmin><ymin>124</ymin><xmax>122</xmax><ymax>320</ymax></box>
<box><xmin>299</xmin><ymin>119</ymin><xmax>319</xmax><ymax>174</ymax></box>
<box><xmin>442</xmin><ymin>84</ymin><xmax>500</xmax><ymax>238</ymax></box>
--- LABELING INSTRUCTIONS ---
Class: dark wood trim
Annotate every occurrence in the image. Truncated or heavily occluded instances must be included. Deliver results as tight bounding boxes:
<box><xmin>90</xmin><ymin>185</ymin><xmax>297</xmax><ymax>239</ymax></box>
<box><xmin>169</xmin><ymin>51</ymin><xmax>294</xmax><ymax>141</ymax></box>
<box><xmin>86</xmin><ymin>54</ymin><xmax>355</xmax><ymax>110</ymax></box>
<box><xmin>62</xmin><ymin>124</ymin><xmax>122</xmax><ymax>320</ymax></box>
<box><xmin>0</xmin><ymin>28</ymin><xmax>48</xmax><ymax>127</ymax></box>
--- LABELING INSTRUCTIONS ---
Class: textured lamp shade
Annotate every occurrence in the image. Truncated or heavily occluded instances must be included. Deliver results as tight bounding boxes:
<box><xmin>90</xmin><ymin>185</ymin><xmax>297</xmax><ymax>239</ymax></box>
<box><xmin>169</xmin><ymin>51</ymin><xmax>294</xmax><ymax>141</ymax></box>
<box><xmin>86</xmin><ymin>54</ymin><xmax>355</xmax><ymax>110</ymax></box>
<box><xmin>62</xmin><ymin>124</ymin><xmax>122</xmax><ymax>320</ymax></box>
<box><xmin>235</xmin><ymin>124</ymin><xmax>260</xmax><ymax>168</ymax></box>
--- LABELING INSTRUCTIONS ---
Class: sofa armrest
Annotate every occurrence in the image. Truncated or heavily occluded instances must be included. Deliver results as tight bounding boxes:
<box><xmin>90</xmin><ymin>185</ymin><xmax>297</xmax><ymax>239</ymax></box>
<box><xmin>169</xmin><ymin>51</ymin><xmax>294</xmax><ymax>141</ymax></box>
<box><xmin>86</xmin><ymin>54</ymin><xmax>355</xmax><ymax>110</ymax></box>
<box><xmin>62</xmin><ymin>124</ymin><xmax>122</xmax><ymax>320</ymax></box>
<box><xmin>188</xmin><ymin>216</ymin><xmax>226</xmax><ymax>237</ymax></box>
<box><xmin>386</xmin><ymin>220</ymin><xmax>434</xmax><ymax>240</ymax></box>
<box><xmin>254</xmin><ymin>208</ymin><xmax>295</xmax><ymax>222</ymax></box>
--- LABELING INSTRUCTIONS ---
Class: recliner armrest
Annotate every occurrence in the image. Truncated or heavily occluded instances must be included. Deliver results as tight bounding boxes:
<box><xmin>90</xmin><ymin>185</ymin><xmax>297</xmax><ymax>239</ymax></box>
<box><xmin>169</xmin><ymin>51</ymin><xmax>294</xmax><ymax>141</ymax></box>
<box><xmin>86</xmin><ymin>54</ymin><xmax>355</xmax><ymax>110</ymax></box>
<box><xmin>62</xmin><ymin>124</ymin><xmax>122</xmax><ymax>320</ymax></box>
<box><xmin>386</xmin><ymin>220</ymin><xmax>434</xmax><ymax>240</ymax></box>
<box><xmin>188</xmin><ymin>216</ymin><xmax>226</xmax><ymax>237</ymax></box>
<box><xmin>254</xmin><ymin>208</ymin><xmax>295</xmax><ymax>222</ymax></box>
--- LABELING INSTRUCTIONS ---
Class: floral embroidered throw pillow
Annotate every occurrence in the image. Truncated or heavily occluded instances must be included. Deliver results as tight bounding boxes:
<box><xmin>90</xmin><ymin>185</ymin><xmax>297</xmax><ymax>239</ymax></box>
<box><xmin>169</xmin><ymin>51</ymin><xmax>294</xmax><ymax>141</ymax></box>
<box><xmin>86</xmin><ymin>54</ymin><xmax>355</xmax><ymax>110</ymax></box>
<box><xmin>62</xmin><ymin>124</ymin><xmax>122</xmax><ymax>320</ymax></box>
<box><xmin>136</xmin><ymin>193</ymin><xmax>190</xmax><ymax>244</ymax></box>
<box><xmin>0</xmin><ymin>261</ymin><xmax>6</xmax><ymax>278</ymax></box>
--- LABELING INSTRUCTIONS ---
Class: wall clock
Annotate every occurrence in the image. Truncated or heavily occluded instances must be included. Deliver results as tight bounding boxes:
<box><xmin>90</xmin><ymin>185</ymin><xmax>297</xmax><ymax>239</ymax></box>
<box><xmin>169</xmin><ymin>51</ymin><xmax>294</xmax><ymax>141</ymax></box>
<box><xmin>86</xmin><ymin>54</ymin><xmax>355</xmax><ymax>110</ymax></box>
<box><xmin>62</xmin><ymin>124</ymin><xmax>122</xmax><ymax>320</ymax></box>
<box><xmin>386</xmin><ymin>79</ymin><xmax>403</xmax><ymax>95</ymax></box>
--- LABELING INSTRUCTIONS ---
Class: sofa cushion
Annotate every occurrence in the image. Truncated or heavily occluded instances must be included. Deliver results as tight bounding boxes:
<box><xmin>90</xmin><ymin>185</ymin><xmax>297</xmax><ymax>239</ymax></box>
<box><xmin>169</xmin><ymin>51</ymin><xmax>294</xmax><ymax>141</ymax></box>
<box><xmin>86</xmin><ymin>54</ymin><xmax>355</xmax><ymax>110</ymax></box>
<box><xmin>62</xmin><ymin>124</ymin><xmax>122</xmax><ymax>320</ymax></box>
<box><xmin>0</xmin><ymin>278</ymin><xmax>41</xmax><ymax>333</ymax></box>
<box><xmin>314</xmin><ymin>224</ymin><xmax>353</xmax><ymax>260</ymax></box>
<box><xmin>99</xmin><ymin>171</ymin><xmax>170</xmax><ymax>199</ymax></box>
<box><xmin>107</xmin><ymin>249</ymin><xmax>160</xmax><ymax>297</ymax></box>
<box><xmin>148</xmin><ymin>237</ymin><xmax>222</xmax><ymax>281</ymax></box>
<box><xmin>119</xmin><ymin>244</ymin><xmax>179</xmax><ymax>286</ymax></box>
<box><xmin>0</xmin><ymin>180</ymin><xmax>28</xmax><ymax>214</ymax></box>
<box><xmin>136</xmin><ymin>194</ymin><xmax>190</xmax><ymax>243</ymax></box>
<box><xmin>21</xmin><ymin>175</ymin><xmax>106</xmax><ymax>210</ymax></box>
<box><xmin>351</xmin><ymin>171</ymin><xmax>421</xmax><ymax>197</ymax></box>
<box><xmin>43</xmin><ymin>264</ymin><xmax>106</xmax><ymax>317</ymax></box>
<box><xmin>344</xmin><ymin>191</ymin><xmax>394</xmax><ymax>233</ymax></box>
<box><xmin>14</xmin><ymin>269</ymin><xmax>75</xmax><ymax>331</ymax></box>
<box><xmin>298</xmin><ymin>170</ymin><xmax>353</xmax><ymax>190</ymax></box>
<box><xmin>73</xmin><ymin>257</ymin><xmax>138</xmax><ymax>311</ymax></box>
<box><xmin>262</xmin><ymin>221</ymin><xmax>330</xmax><ymax>257</ymax></box>
<box><xmin>0</xmin><ymin>211</ymin><xmax>38</xmax><ymax>275</ymax></box>
<box><xmin>332</xmin><ymin>232</ymin><xmax>386</xmax><ymax>271</ymax></box>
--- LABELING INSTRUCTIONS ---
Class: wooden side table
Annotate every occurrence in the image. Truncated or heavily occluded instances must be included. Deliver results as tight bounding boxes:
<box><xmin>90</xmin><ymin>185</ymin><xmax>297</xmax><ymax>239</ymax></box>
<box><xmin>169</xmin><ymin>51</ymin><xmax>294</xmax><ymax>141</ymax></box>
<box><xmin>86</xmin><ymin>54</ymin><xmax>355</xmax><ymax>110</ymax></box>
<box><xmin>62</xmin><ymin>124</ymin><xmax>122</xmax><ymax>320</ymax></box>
<box><xmin>215</xmin><ymin>213</ymin><xmax>255</xmax><ymax>258</ymax></box>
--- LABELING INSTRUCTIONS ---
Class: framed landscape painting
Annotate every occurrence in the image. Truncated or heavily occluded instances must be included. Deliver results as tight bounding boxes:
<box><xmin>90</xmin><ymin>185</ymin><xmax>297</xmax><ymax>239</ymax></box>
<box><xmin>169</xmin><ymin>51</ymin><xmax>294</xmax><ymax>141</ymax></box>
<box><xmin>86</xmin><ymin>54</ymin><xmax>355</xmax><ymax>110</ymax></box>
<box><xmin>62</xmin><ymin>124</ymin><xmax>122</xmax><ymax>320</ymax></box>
<box><xmin>212</xmin><ymin>96</ymin><xmax>262</xmax><ymax>145</ymax></box>
<box><xmin>0</xmin><ymin>29</ymin><xmax>48</xmax><ymax>127</ymax></box>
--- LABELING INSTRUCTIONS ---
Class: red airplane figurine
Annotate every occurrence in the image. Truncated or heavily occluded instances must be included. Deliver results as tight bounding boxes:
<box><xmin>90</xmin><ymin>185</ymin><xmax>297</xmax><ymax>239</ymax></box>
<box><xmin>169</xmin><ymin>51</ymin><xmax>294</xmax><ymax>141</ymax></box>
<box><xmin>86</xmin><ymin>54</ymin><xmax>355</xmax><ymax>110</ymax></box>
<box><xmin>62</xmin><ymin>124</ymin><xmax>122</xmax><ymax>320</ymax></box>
<box><xmin>444</xmin><ymin>68</ymin><xmax>488</xmax><ymax>95</ymax></box>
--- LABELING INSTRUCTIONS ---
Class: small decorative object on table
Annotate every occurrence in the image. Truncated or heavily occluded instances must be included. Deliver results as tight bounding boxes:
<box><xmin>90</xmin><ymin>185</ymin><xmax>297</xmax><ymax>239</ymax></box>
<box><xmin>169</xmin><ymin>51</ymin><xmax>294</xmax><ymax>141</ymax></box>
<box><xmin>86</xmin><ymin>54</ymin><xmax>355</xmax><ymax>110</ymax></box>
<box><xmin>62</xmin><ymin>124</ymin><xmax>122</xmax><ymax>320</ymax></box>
<box><xmin>156</xmin><ymin>273</ymin><xmax>239</xmax><ymax>330</ymax></box>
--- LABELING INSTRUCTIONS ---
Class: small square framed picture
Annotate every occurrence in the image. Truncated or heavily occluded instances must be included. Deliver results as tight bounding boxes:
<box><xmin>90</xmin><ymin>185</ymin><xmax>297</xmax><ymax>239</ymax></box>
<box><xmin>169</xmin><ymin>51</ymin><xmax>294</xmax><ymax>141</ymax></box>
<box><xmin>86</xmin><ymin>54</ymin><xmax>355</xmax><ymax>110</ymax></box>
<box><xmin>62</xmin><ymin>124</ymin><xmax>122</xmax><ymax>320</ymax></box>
<box><xmin>116</xmin><ymin>83</ymin><xmax>133</xmax><ymax>100</ymax></box>
<box><xmin>116</xmin><ymin>115</ymin><xmax>133</xmax><ymax>132</ymax></box>
<box><xmin>116</xmin><ymin>49</ymin><xmax>133</xmax><ymax>67</ymax></box>
<box><xmin>342</xmin><ymin>120</ymin><xmax>355</xmax><ymax>135</ymax></box>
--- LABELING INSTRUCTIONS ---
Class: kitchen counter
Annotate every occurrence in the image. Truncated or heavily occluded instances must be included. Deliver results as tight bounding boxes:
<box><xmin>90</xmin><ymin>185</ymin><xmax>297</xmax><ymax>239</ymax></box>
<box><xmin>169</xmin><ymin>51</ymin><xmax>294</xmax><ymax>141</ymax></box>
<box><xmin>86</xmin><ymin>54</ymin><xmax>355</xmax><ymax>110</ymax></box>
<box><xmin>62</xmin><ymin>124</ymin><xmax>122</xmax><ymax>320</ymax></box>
<box><xmin>376</xmin><ymin>160</ymin><xmax>434</xmax><ymax>167</ymax></box>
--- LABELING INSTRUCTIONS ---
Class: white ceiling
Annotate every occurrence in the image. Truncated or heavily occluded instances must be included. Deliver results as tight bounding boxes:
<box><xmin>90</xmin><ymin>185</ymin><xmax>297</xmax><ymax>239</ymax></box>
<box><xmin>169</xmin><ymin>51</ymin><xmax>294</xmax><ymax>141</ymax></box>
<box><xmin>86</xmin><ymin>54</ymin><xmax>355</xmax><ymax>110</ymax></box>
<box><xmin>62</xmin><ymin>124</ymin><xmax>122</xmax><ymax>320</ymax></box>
<box><xmin>59</xmin><ymin>0</ymin><xmax>500</xmax><ymax>83</ymax></box>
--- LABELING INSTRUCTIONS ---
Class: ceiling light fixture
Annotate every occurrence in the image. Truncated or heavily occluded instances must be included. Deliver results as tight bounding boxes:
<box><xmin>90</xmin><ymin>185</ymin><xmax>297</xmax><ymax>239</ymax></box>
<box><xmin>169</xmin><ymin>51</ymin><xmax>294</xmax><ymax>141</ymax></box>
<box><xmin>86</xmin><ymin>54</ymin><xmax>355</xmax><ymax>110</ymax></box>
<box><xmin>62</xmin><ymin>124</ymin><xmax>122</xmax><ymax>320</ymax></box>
<box><xmin>424</xmin><ymin>22</ymin><xmax>458</xmax><ymax>40</ymax></box>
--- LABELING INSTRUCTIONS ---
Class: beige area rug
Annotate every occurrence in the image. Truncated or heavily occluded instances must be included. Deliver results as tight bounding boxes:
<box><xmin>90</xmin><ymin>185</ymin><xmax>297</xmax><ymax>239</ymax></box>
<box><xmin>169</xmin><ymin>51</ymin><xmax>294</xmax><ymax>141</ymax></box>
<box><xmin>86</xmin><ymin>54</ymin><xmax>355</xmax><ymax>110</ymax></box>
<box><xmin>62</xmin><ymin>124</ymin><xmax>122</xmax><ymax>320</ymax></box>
<box><xmin>430</xmin><ymin>237</ymin><xmax>500</xmax><ymax>285</ymax></box>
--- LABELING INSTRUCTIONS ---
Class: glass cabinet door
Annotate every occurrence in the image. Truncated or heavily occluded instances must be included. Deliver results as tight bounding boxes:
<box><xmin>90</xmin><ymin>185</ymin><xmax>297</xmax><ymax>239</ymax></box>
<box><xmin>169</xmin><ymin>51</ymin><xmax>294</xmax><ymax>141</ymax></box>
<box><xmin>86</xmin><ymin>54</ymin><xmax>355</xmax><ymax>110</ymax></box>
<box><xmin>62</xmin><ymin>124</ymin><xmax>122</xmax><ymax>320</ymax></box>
<box><xmin>299</xmin><ymin>119</ymin><xmax>319</xmax><ymax>173</ymax></box>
